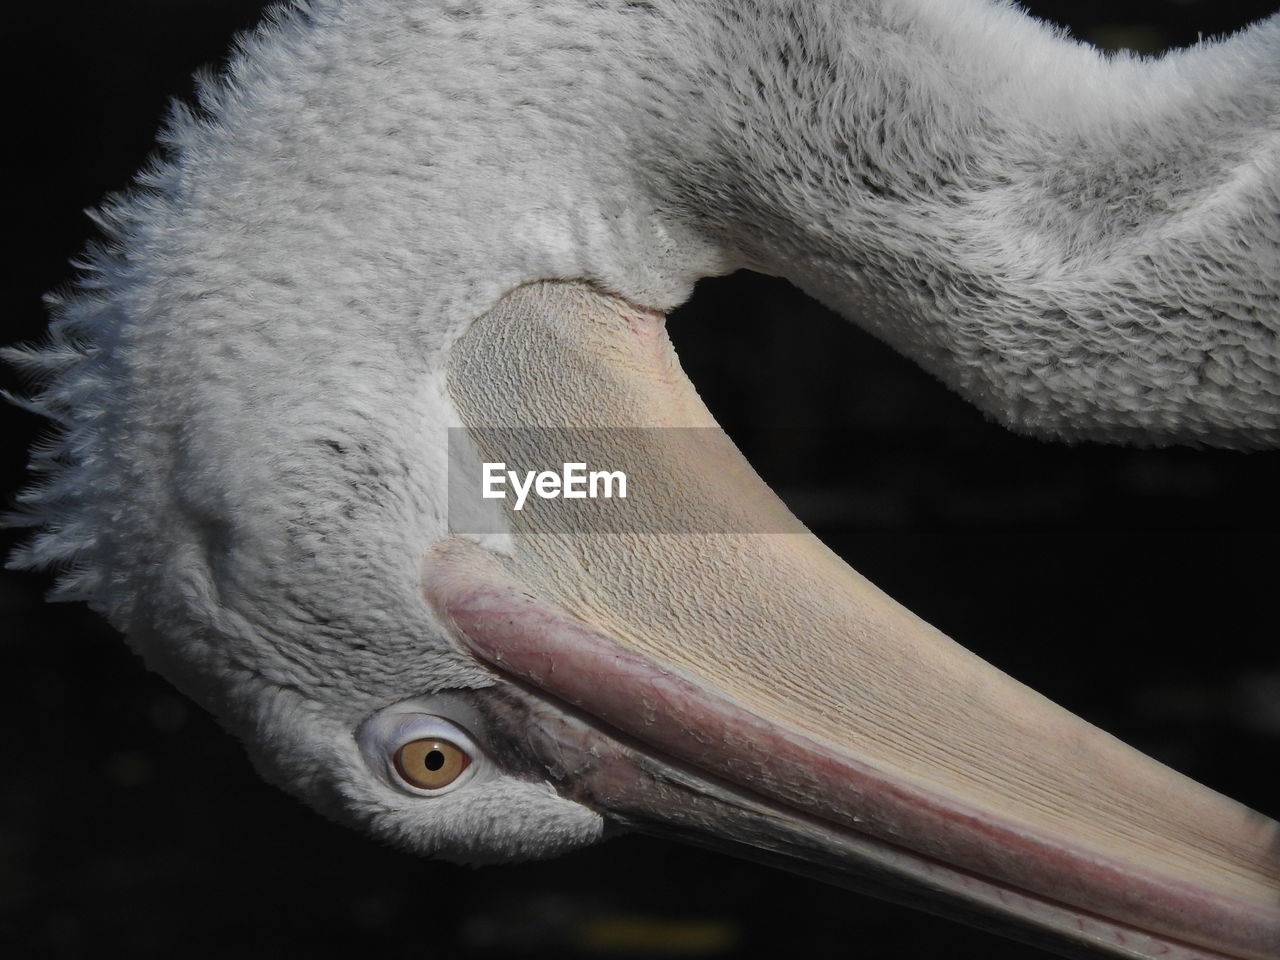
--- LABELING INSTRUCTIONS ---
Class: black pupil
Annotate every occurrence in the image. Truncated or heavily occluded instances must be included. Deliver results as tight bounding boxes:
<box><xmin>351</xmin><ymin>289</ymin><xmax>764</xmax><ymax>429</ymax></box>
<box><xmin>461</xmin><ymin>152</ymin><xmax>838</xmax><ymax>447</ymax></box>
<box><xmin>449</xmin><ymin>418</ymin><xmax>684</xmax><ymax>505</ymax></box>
<box><xmin>424</xmin><ymin>748</ymin><xmax>446</xmax><ymax>772</ymax></box>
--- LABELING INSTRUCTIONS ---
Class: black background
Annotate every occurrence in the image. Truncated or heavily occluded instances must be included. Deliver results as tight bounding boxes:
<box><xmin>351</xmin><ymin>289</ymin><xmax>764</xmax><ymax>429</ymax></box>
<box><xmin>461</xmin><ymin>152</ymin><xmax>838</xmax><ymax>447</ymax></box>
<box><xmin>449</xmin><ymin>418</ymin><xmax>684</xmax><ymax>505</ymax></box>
<box><xmin>3</xmin><ymin>2</ymin><xmax>1279</xmax><ymax>958</ymax></box>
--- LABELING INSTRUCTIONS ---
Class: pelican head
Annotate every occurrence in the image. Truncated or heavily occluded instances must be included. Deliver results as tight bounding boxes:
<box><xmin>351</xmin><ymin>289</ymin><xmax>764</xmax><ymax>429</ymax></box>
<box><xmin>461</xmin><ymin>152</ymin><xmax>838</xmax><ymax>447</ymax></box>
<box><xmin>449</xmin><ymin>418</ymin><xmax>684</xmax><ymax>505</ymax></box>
<box><xmin>8</xmin><ymin>1</ymin><xmax>1280</xmax><ymax>958</ymax></box>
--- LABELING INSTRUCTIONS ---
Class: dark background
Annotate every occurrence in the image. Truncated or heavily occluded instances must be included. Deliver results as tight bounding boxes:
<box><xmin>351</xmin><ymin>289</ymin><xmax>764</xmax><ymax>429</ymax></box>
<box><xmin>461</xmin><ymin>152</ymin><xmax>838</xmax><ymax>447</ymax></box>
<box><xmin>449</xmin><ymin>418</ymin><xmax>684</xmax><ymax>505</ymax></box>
<box><xmin>3</xmin><ymin>2</ymin><xmax>1279</xmax><ymax>958</ymax></box>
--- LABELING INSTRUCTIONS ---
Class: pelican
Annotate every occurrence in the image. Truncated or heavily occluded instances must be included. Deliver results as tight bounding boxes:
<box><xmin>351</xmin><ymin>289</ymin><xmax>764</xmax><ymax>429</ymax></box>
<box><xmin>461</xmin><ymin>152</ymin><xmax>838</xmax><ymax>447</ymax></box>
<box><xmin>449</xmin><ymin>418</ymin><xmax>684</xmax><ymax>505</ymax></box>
<box><xmin>7</xmin><ymin>1</ymin><xmax>1280</xmax><ymax>957</ymax></box>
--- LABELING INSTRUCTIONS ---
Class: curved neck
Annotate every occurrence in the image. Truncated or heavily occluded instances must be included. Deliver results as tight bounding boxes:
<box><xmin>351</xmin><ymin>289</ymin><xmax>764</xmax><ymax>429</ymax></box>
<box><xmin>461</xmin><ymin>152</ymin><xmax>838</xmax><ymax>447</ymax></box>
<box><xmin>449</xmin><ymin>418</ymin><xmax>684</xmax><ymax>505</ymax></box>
<box><xmin>644</xmin><ymin>0</ymin><xmax>1280</xmax><ymax>445</ymax></box>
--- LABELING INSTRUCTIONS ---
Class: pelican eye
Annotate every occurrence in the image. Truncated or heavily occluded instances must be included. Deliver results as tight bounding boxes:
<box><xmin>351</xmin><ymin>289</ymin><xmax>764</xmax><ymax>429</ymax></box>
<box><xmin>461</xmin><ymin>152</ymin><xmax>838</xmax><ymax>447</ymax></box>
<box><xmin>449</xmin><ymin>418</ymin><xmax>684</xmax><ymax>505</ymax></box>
<box><xmin>357</xmin><ymin>704</ymin><xmax>486</xmax><ymax>797</ymax></box>
<box><xmin>394</xmin><ymin>738</ymin><xmax>470</xmax><ymax>790</ymax></box>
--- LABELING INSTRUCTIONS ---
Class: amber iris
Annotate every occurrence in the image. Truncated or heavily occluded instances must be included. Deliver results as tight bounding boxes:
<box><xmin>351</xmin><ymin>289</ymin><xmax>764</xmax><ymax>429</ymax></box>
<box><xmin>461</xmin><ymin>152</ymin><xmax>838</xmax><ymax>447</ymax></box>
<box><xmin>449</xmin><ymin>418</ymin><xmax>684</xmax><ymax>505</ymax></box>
<box><xmin>394</xmin><ymin>738</ymin><xmax>470</xmax><ymax>789</ymax></box>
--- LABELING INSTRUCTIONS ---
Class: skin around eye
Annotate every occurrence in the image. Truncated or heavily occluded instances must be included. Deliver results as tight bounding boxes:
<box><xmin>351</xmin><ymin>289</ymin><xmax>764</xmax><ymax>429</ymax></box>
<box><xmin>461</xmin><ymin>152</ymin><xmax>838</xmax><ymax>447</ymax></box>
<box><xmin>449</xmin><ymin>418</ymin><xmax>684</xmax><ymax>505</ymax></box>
<box><xmin>357</xmin><ymin>699</ymin><xmax>488</xmax><ymax>796</ymax></box>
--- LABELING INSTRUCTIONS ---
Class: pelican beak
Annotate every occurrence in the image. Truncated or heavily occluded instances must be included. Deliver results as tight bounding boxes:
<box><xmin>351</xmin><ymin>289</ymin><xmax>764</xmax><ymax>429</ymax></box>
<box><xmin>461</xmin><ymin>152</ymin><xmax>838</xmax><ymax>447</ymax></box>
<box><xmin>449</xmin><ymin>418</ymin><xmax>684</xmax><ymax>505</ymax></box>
<box><xmin>427</xmin><ymin>282</ymin><xmax>1280</xmax><ymax>960</ymax></box>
